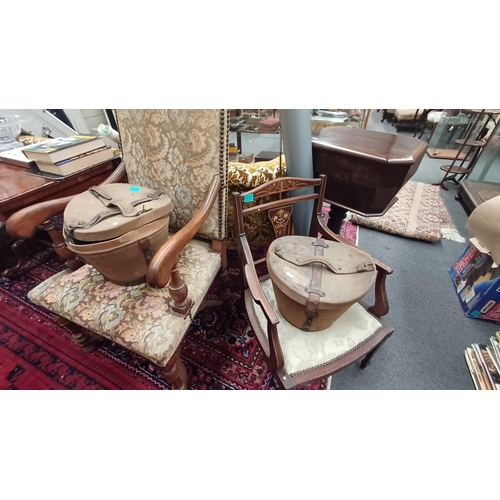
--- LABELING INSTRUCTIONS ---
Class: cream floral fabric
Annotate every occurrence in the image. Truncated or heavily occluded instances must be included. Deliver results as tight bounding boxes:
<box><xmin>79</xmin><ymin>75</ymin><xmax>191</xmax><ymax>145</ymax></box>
<box><xmin>28</xmin><ymin>239</ymin><xmax>221</xmax><ymax>367</ymax></box>
<box><xmin>116</xmin><ymin>109</ymin><xmax>229</xmax><ymax>241</ymax></box>
<box><xmin>228</xmin><ymin>155</ymin><xmax>286</xmax><ymax>249</ymax></box>
<box><xmin>250</xmin><ymin>279</ymin><xmax>383</xmax><ymax>377</ymax></box>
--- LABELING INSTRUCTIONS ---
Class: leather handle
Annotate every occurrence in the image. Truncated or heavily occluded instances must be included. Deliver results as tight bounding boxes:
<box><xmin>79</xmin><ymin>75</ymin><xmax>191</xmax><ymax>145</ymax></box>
<box><xmin>88</xmin><ymin>185</ymin><xmax>138</xmax><ymax>216</ymax></box>
<box><xmin>275</xmin><ymin>248</ymin><xmax>375</xmax><ymax>275</ymax></box>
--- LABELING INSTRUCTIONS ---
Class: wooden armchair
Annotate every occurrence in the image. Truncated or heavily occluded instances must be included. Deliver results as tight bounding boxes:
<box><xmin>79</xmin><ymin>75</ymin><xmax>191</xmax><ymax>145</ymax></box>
<box><xmin>231</xmin><ymin>174</ymin><xmax>395</xmax><ymax>389</ymax></box>
<box><xmin>5</xmin><ymin>109</ymin><xmax>230</xmax><ymax>390</ymax></box>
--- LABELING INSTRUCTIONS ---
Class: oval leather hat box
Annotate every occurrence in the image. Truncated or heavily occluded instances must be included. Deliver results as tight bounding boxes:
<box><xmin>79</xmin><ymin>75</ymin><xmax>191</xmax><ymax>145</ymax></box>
<box><xmin>267</xmin><ymin>235</ymin><xmax>377</xmax><ymax>331</ymax></box>
<box><xmin>63</xmin><ymin>184</ymin><xmax>174</xmax><ymax>286</ymax></box>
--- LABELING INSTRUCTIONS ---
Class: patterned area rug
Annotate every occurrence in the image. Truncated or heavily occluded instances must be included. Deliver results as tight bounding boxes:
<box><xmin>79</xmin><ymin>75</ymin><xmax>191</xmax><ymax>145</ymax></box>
<box><xmin>0</xmin><ymin>221</ymin><xmax>358</xmax><ymax>390</ymax></box>
<box><xmin>347</xmin><ymin>181</ymin><xmax>466</xmax><ymax>243</ymax></box>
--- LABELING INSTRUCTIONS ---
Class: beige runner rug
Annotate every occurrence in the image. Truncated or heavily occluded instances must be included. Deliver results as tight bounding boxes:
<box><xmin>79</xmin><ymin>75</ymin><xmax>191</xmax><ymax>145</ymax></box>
<box><xmin>347</xmin><ymin>181</ymin><xmax>466</xmax><ymax>243</ymax></box>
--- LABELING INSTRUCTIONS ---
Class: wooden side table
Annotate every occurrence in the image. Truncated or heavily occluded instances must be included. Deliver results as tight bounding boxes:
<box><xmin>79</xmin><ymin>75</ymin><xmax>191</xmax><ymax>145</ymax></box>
<box><xmin>311</xmin><ymin>127</ymin><xmax>427</xmax><ymax>232</ymax></box>
<box><xmin>0</xmin><ymin>157</ymin><xmax>120</xmax><ymax>276</ymax></box>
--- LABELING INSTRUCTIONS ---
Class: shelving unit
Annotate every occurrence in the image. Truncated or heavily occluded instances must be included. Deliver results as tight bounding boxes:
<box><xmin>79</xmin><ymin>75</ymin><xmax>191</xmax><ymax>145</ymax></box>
<box><xmin>433</xmin><ymin>110</ymin><xmax>500</xmax><ymax>190</ymax></box>
<box><xmin>426</xmin><ymin>109</ymin><xmax>477</xmax><ymax>160</ymax></box>
<box><xmin>456</xmin><ymin>115</ymin><xmax>500</xmax><ymax>213</ymax></box>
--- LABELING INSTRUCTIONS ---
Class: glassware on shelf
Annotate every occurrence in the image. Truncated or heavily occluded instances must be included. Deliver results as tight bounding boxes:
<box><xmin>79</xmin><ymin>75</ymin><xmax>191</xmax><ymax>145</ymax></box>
<box><xmin>426</xmin><ymin>109</ymin><xmax>494</xmax><ymax>160</ymax></box>
<box><xmin>455</xmin><ymin>113</ymin><xmax>500</xmax><ymax>213</ymax></box>
<box><xmin>0</xmin><ymin>114</ymin><xmax>32</xmax><ymax>152</ymax></box>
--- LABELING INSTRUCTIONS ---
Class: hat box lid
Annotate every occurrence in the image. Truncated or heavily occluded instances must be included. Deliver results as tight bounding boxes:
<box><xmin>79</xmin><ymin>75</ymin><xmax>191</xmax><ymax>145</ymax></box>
<box><xmin>267</xmin><ymin>235</ymin><xmax>376</xmax><ymax>310</ymax></box>
<box><xmin>64</xmin><ymin>183</ymin><xmax>173</xmax><ymax>243</ymax></box>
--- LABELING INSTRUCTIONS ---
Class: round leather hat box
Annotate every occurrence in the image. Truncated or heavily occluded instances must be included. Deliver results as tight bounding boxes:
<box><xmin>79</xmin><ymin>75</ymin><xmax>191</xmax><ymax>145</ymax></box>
<box><xmin>63</xmin><ymin>184</ymin><xmax>174</xmax><ymax>286</ymax></box>
<box><xmin>267</xmin><ymin>235</ymin><xmax>377</xmax><ymax>331</ymax></box>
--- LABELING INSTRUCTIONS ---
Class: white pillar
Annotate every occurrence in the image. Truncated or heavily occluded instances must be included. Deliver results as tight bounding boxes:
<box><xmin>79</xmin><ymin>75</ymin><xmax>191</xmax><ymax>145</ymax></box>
<box><xmin>279</xmin><ymin>109</ymin><xmax>314</xmax><ymax>236</ymax></box>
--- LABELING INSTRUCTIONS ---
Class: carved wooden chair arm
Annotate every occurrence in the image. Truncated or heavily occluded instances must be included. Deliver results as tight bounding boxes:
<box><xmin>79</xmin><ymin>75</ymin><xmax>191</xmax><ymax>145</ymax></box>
<box><xmin>241</xmin><ymin>255</ymin><xmax>279</xmax><ymax>327</ymax></box>
<box><xmin>146</xmin><ymin>175</ymin><xmax>222</xmax><ymax>288</ymax></box>
<box><xmin>234</xmin><ymin>232</ymin><xmax>284</xmax><ymax>369</ymax></box>
<box><xmin>313</xmin><ymin>213</ymin><xmax>392</xmax><ymax>317</ymax></box>
<box><xmin>313</xmin><ymin>213</ymin><xmax>393</xmax><ymax>275</ymax></box>
<box><xmin>244</xmin><ymin>265</ymin><xmax>285</xmax><ymax>371</ymax></box>
<box><xmin>6</xmin><ymin>195</ymin><xmax>73</xmax><ymax>240</ymax></box>
<box><xmin>6</xmin><ymin>161</ymin><xmax>127</xmax><ymax>240</ymax></box>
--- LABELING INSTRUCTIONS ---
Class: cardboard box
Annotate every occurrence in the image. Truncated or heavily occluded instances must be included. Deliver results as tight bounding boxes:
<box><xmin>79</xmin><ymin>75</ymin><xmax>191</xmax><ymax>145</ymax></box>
<box><xmin>449</xmin><ymin>242</ymin><xmax>500</xmax><ymax>323</ymax></box>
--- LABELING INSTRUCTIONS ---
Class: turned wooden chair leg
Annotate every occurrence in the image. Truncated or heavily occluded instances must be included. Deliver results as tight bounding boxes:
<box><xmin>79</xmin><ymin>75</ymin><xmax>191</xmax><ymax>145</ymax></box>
<box><xmin>1</xmin><ymin>239</ymin><xmax>28</xmax><ymax>278</ymax></box>
<box><xmin>219</xmin><ymin>269</ymin><xmax>231</xmax><ymax>300</ymax></box>
<box><xmin>169</xmin><ymin>266</ymin><xmax>193</xmax><ymax>315</ymax></box>
<box><xmin>360</xmin><ymin>336</ymin><xmax>391</xmax><ymax>369</ymax></box>
<box><xmin>162</xmin><ymin>349</ymin><xmax>188</xmax><ymax>390</ymax></box>
<box><xmin>53</xmin><ymin>315</ymin><xmax>101</xmax><ymax>352</ymax></box>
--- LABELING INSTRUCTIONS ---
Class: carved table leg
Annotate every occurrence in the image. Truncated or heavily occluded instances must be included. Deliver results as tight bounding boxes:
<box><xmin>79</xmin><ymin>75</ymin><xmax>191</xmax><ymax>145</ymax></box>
<box><xmin>1</xmin><ymin>239</ymin><xmax>28</xmax><ymax>278</ymax></box>
<box><xmin>326</xmin><ymin>206</ymin><xmax>348</xmax><ymax>235</ymax></box>
<box><xmin>162</xmin><ymin>349</ymin><xmax>188</xmax><ymax>390</ymax></box>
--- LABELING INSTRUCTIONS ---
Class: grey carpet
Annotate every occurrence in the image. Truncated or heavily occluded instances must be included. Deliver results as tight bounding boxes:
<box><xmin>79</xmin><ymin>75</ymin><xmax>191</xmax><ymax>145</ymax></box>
<box><xmin>328</xmin><ymin>110</ymin><xmax>498</xmax><ymax>390</ymax></box>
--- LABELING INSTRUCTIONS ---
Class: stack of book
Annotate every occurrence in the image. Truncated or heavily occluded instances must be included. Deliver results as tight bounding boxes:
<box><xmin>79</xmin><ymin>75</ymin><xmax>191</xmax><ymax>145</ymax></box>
<box><xmin>464</xmin><ymin>332</ymin><xmax>500</xmax><ymax>390</ymax></box>
<box><xmin>22</xmin><ymin>135</ymin><xmax>115</xmax><ymax>176</ymax></box>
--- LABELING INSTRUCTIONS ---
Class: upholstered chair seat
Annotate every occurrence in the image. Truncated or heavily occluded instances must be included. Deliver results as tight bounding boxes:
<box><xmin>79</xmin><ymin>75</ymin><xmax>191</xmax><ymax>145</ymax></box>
<box><xmin>393</xmin><ymin>109</ymin><xmax>425</xmax><ymax>132</ymax></box>
<box><xmin>395</xmin><ymin>109</ymin><xmax>424</xmax><ymax>121</ymax></box>
<box><xmin>248</xmin><ymin>279</ymin><xmax>384</xmax><ymax>381</ymax></box>
<box><xmin>28</xmin><ymin>238</ymin><xmax>220</xmax><ymax>366</ymax></box>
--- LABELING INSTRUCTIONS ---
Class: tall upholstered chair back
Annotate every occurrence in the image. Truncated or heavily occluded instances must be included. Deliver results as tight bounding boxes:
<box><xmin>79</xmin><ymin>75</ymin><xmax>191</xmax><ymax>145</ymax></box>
<box><xmin>116</xmin><ymin>109</ymin><xmax>229</xmax><ymax>241</ymax></box>
<box><xmin>9</xmin><ymin>109</ymin><xmax>231</xmax><ymax>389</ymax></box>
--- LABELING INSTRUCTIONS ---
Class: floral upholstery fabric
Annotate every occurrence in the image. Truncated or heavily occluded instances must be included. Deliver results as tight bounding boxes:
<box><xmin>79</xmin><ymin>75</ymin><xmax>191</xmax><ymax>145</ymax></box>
<box><xmin>228</xmin><ymin>155</ymin><xmax>286</xmax><ymax>249</ymax></box>
<box><xmin>250</xmin><ymin>279</ymin><xmax>383</xmax><ymax>377</ymax></box>
<box><xmin>116</xmin><ymin>109</ymin><xmax>229</xmax><ymax>241</ymax></box>
<box><xmin>228</xmin><ymin>154</ymin><xmax>285</xmax><ymax>191</ymax></box>
<box><xmin>28</xmin><ymin>238</ymin><xmax>221</xmax><ymax>367</ymax></box>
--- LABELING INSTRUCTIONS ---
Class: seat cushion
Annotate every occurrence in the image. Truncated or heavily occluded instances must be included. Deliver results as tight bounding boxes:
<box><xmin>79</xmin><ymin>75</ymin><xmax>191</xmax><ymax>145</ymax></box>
<box><xmin>28</xmin><ymin>238</ymin><xmax>221</xmax><ymax>367</ymax></box>
<box><xmin>228</xmin><ymin>154</ymin><xmax>286</xmax><ymax>191</ymax></box>
<box><xmin>249</xmin><ymin>279</ymin><xmax>383</xmax><ymax>378</ymax></box>
<box><xmin>395</xmin><ymin>109</ymin><xmax>424</xmax><ymax>120</ymax></box>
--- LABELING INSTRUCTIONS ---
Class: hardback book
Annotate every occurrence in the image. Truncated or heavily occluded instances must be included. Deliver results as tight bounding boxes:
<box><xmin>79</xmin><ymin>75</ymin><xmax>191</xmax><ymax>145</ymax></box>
<box><xmin>23</xmin><ymin>135</ymin><xmax>106</xmax><ymax>163</ymax></box>
<box><xmin>0</xmin><ymin>144</ymin><xmax>36</xmax><ymax>167</ymax></box>
<box><xmin>466</xmin><ymin>347</ymin><xmax>489</xmax><ymax>390</ymax></box>
<box><xmin>469</xmin><ymin>346</ymin><xmax>492</xmax><ymax>390</ymax></box>
<box><xmin>486</xmin><ymin>346</ymin><xmax>500</xmax><ymax>383</ymax></box>
<box><xmin>35</xmin><ymin>147</ymin><xmax>115</xmax><ymax>176</ymax></box>
<box><xmin>472</xmin><ymin>343</ymin><xmax>498</xmax><ymax>390</ymax></box>
<box><xmin>464</xmin><ymin>348</ymin><xmax>480</xmax><ymax>390</ymax></box>
<box><xmin>490</xmin><ymin>337</ymin><xmax>500</xmax><ymax>366</ymax></box>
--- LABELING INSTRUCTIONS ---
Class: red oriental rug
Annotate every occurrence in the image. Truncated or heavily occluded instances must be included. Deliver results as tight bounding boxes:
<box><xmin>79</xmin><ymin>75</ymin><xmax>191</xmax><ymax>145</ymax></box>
<box><xmin>0</xmin><ymin>220</ymin><xmax>358</xmax><ymax>390</ymax></box>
